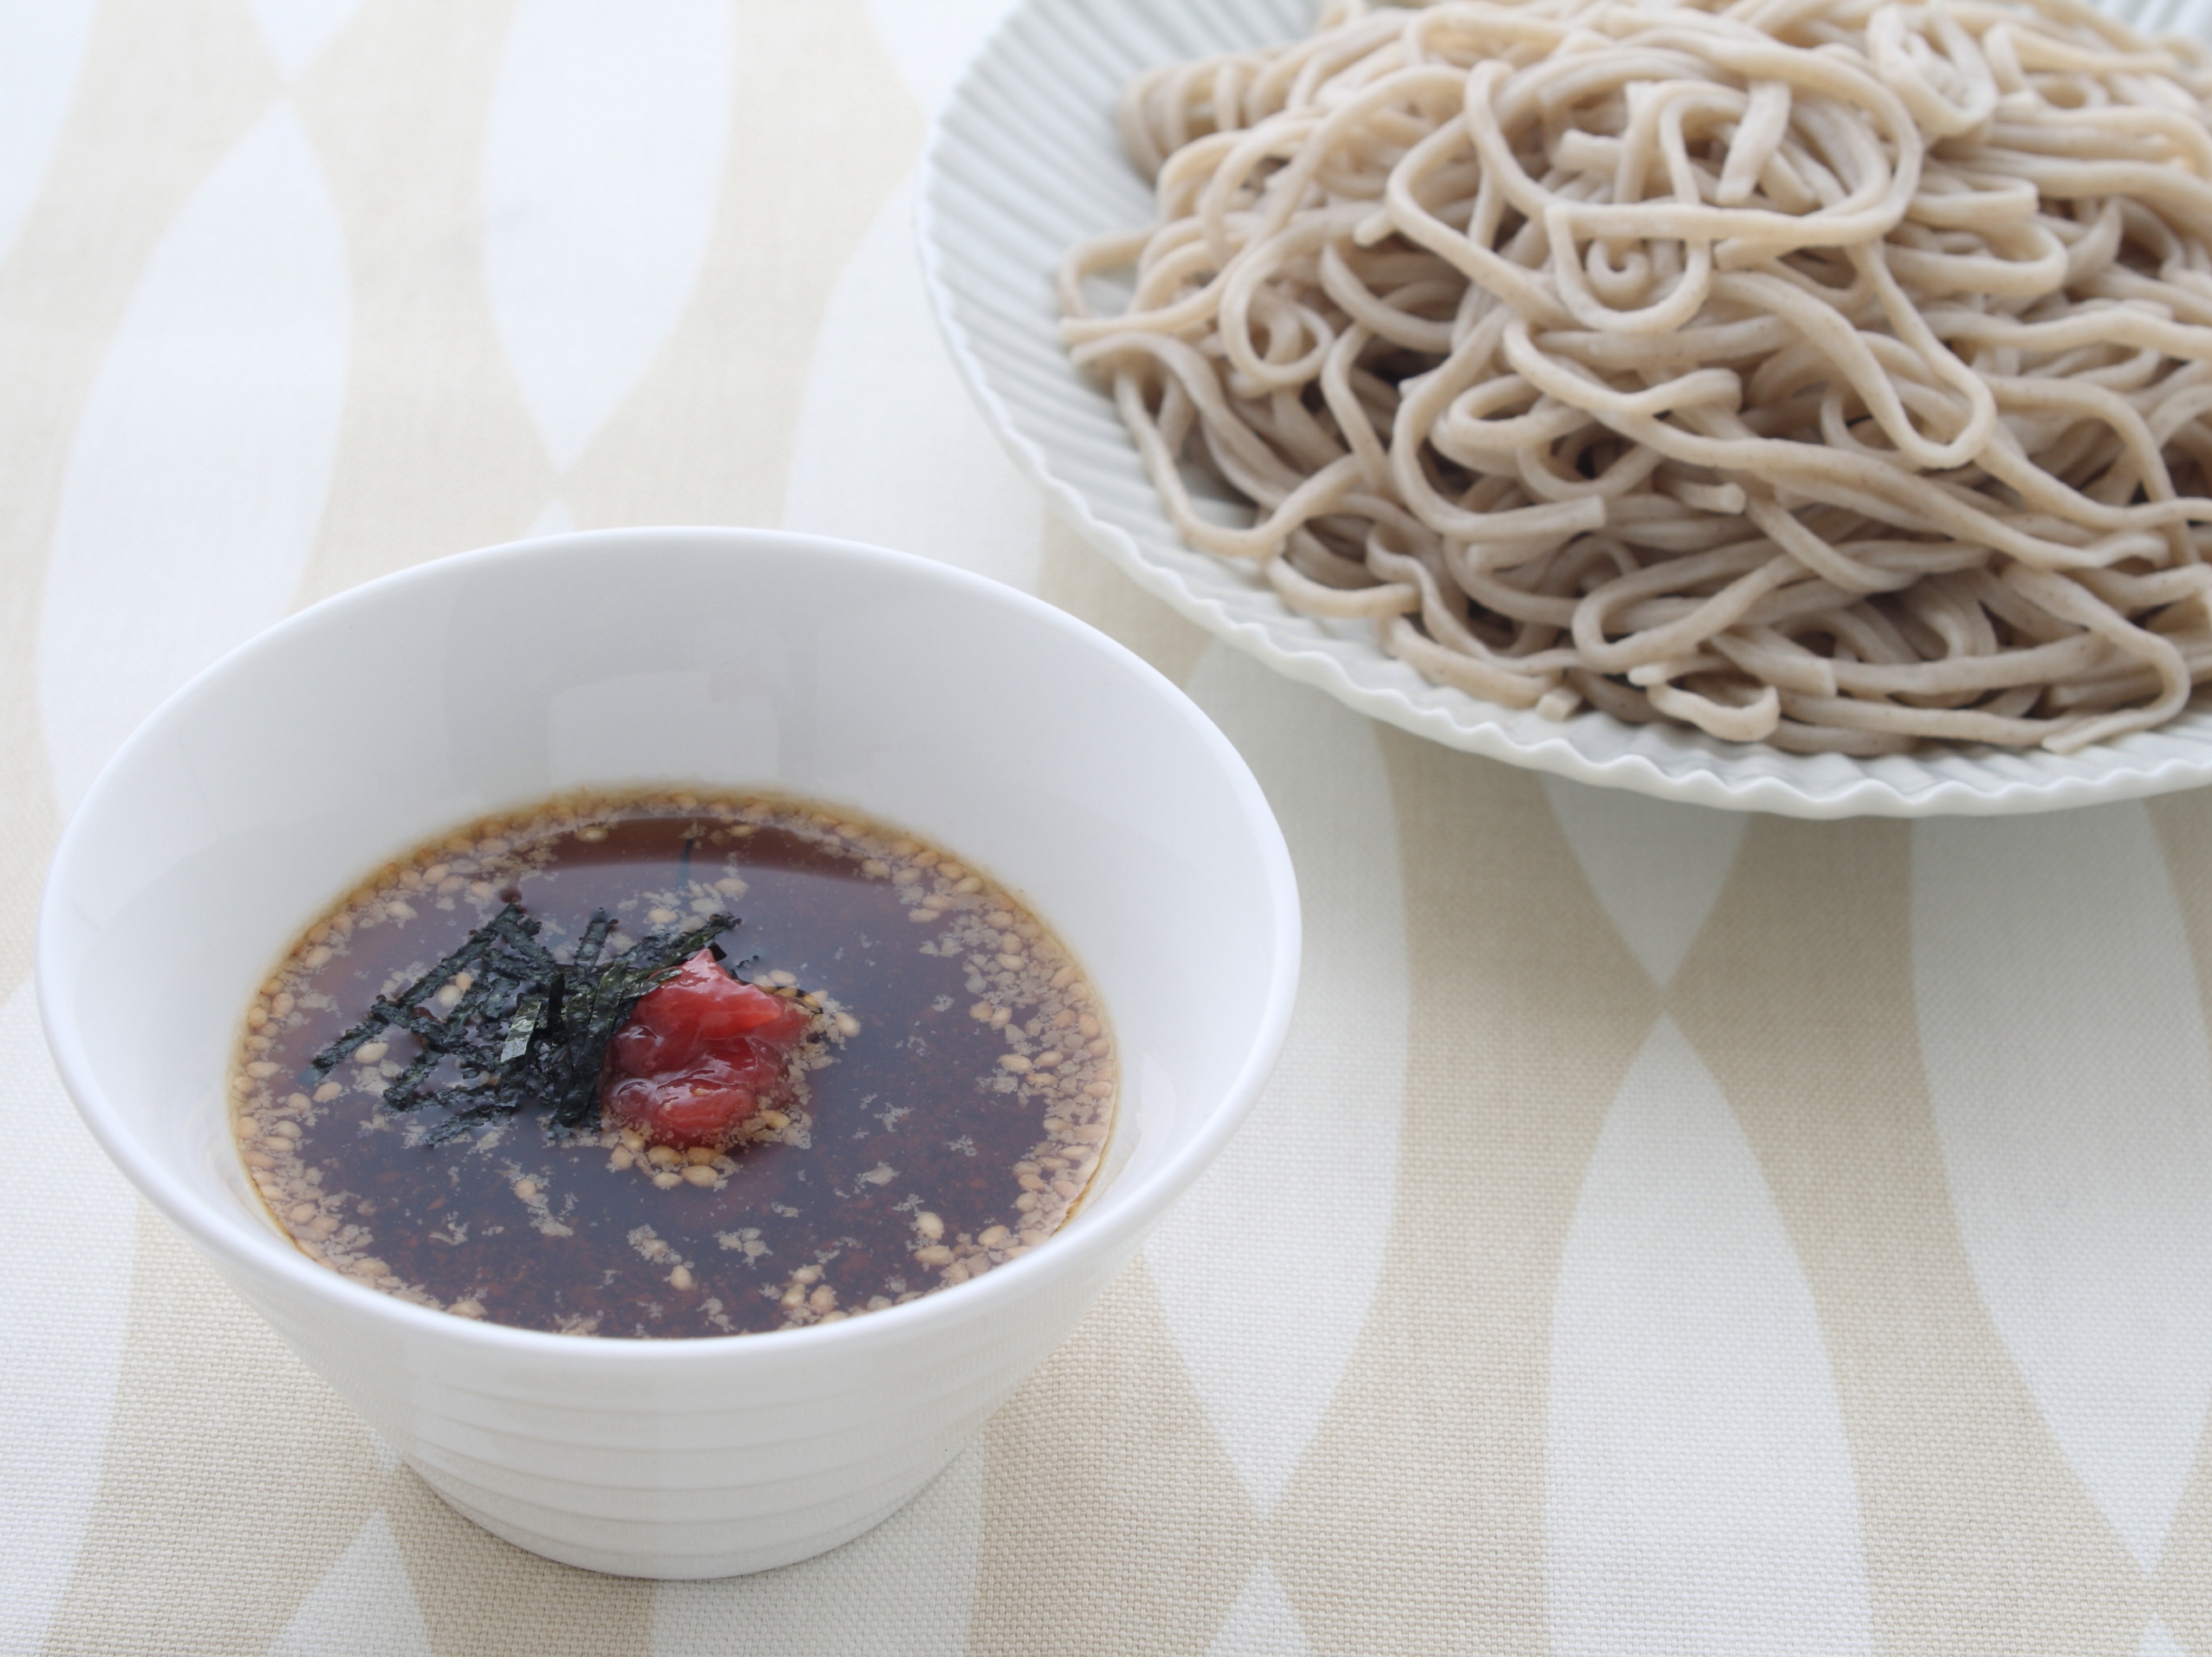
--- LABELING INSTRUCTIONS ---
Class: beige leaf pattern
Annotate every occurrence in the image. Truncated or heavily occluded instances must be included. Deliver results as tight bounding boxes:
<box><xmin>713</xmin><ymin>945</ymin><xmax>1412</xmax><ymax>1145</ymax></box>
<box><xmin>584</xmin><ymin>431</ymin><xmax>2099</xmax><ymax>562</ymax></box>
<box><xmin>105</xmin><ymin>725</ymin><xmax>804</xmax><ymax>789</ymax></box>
<box><xmin>1673</xmin><ymin>819</ymin><xmax>2151</xmax><ymax>1654</ymax></box>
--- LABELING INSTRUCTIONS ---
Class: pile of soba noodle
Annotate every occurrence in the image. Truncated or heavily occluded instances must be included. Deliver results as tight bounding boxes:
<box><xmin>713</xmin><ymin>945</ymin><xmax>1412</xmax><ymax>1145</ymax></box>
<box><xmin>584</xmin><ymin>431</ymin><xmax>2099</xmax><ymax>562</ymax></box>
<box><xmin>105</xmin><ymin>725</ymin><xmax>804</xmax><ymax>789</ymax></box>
<box><xmin>1058</xmin><ymin>0</ymin><xmax>2212</xmax><ymax>752</ymax></box>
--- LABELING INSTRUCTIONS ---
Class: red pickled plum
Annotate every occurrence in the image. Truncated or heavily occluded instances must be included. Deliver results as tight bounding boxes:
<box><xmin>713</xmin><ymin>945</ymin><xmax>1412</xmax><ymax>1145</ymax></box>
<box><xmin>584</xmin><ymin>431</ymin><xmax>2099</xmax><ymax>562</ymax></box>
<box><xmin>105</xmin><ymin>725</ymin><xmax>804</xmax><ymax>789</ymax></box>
<box><xmin>603</xmin><ymin>950</ymin><xmax>814</xmax><ymax>1149</ymax></box>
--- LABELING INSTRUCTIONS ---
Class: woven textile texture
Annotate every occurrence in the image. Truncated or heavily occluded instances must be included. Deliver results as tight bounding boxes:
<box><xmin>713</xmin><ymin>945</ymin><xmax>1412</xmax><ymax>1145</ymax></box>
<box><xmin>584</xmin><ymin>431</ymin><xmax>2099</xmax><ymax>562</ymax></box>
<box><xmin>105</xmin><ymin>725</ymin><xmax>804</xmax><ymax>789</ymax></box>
<box><xmin>3</xmin><ymin>2</ymin><xmax>2211</xmax><ymax>1652</ymax></box>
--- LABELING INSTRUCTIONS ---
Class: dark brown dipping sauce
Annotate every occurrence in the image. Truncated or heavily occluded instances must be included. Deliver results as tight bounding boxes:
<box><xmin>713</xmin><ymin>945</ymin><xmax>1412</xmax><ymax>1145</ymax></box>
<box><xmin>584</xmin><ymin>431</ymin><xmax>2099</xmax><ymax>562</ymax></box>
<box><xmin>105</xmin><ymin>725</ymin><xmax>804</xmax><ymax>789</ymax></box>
<box><xmin>229</xmin><ymin>791</ymin><xmax>1116</xmax><ymax>1337</ymax></box>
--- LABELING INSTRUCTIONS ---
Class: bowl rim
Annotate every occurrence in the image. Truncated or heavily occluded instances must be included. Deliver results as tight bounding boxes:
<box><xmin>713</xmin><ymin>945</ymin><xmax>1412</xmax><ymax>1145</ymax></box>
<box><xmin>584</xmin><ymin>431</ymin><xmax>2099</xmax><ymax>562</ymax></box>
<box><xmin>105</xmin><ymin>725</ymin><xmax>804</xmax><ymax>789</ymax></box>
<box><xmin>37</xmin><ymin>524</ymin><xmax>1303</xmax><ymax>1368</ymax></box>
<box><xmin>911</xmin><ymin>0</ymin><xmax>2212</xmax><ymax>821</ymax></box>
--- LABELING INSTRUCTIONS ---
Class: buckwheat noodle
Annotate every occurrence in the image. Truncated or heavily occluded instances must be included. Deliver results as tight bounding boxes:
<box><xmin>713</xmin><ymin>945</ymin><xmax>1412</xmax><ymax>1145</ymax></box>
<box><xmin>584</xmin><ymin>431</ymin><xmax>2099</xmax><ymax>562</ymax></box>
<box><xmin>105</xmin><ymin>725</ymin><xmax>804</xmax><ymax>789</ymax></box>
<box><xmin>1058</xmin><ymin>0</ymin><xmax>2212</xmax><ymax>753</ymax></box>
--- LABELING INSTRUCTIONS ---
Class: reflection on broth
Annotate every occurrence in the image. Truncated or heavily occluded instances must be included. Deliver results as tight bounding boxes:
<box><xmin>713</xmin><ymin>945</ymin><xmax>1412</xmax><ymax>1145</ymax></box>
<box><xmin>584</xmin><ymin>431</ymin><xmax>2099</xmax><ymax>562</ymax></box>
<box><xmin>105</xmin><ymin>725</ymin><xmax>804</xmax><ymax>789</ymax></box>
<box><xmin>229</xmin><ymin>790</ymin><xmax>1116</xmax><ymax>1337</ymax></box>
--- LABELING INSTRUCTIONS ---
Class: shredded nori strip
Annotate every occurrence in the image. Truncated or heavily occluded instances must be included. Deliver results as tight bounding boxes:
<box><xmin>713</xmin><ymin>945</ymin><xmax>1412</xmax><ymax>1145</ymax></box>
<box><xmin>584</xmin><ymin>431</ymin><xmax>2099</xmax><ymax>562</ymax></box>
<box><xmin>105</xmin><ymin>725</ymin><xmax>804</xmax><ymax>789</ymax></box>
<box><xmin>306</xmin><ymin>902</ymin><xmax>736</xmax><ymax>1144</ymax></box>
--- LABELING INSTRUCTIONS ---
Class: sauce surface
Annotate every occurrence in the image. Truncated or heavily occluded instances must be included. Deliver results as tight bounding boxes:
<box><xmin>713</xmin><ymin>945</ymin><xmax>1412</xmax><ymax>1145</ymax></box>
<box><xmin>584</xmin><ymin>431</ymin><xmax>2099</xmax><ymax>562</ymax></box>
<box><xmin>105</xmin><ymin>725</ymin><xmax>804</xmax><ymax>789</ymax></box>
<box><xmin>230</xmin><ymin>792</ymin><xmax>1115</xmax><ymax>1337</ymax></box>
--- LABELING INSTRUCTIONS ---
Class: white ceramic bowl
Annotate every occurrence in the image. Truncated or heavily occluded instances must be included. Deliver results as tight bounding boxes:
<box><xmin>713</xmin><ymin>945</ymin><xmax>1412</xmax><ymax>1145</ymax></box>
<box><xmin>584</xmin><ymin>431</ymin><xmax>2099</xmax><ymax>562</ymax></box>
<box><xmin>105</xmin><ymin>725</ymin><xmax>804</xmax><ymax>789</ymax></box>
<box><xmin>38</xmin><ymin>527</ymin><xmax>1300</xmax><ymax>1578</ymax></box>
<box><xmin>916</xmin><ymin>0</ymin><xmax>2212</xmax><ymax>818</ymax></box>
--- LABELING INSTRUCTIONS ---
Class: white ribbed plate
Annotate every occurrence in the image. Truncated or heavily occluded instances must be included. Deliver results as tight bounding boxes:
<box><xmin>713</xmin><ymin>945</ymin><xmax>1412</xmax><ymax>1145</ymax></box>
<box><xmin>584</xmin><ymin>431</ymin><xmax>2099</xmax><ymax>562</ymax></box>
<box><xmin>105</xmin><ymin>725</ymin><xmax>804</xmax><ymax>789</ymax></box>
<box><xmin>916</xmin><ymin>0</ymin><xmax>2212</xmax><ymax>817</ymax></box>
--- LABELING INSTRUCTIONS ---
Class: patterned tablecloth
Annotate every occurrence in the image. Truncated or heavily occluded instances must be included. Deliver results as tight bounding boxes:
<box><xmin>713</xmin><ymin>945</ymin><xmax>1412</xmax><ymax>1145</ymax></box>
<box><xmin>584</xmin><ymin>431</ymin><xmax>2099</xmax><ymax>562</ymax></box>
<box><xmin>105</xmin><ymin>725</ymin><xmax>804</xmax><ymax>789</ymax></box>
<box><xmin>6</xmin><ymin>2</ymin><xmax>2212</xmax><ymax>1652</ymax></box>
